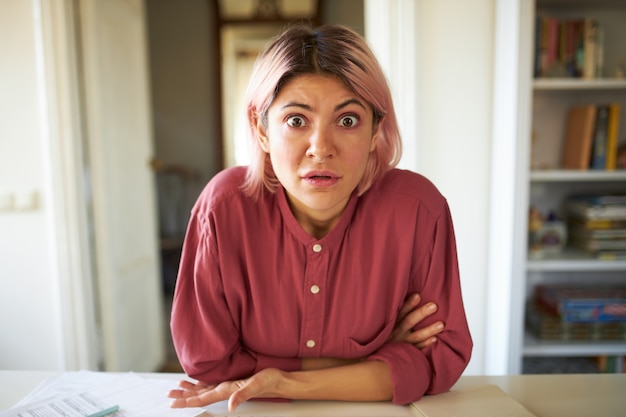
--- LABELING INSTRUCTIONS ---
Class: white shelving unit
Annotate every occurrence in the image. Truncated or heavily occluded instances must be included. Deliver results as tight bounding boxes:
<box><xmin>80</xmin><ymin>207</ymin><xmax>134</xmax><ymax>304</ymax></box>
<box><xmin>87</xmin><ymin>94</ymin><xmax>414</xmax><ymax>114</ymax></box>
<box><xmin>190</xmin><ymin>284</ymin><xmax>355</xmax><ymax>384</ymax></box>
<box><xmin>512</xmin><ymin>0</ymin><xmax>626</xmax><ymax>374</ymax></box>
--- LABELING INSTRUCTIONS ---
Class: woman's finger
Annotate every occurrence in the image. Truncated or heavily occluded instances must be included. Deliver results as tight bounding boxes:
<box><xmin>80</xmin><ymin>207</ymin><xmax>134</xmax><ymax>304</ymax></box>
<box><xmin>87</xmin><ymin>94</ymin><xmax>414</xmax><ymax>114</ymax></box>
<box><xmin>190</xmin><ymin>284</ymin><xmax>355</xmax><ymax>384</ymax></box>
<box><xmin>170</xmin><ymin>384</ymin><xmax>234</xmax><ymax>408</ymax></box>
<box><xmin>177</xmin><ymin>379</ymin><xmax>212</xmax><ymax>391</ymax></box>
<box><xmin>415</xmin><ymin>336</ymin><xmax>439</xmax><ymax>349</ymax></box>
<box><xmin>406</xmin><ymin>321</ymin><xmax>444</xmax><ymax>345</ymax></box>
<box><xmin>394</xmin><ymin>302</ymin><xmax>438</xmax><ymax>339</ymax></box>
<box><xmin>396</xmin><ymin>293</ymin><xmax>421</xmax><ymax>323</ymax></box>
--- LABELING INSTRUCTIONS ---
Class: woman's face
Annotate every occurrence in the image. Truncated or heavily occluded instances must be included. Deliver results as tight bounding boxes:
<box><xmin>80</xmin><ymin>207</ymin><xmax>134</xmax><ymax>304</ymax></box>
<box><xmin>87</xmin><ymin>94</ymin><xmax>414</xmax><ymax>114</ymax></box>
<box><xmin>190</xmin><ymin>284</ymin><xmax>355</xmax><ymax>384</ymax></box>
<box><xmin>258</xmin><ymin>74</ymin><xmax>379</xmax><ymax>229</ymax></box>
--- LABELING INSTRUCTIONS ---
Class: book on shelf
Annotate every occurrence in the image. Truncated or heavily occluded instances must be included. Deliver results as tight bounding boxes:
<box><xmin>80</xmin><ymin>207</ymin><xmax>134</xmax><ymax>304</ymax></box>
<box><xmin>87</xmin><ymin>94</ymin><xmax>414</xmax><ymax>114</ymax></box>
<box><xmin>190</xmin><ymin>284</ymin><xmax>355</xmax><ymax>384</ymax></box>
<box><xmin>606</xmin><ymin>103</ymin><xmax>621</xmax><ymax>170</ymax></box>
<box><xmin>570</xmin><ymin>226</ymin><xmax>626</xmax><ymax>240</ymax></box>
<box><xmin>534</xmin><ymin>284</ymin><xmax>626</xmax><ymax>324</ymax></box>
<box><xmin>596</xmin><ymin>250</ymin><xmax>626</xmax><ymax>260</ymax></box>
<box><xmin>590</xmin><ymin>105</ymin><xmax>609</xmax><ymax>169</ymax></box>
<box><xmin>534</xmin><ymin>15</ymin><xmax>602</xmax><ymax>78</ymax></box>
<box><xmin>583</xmin><ymin>17</ymin><xmax>602</xmax><ymax>79</ymax></box>
<box><xmin>569</xmin><ymin>217</ymin><xmax>626</xmax><ymax>230</ymax></box>
<box><xmin>565</xmin><ymin>194</ymin><xmax>626</xmax><ymax>220</ymax></box>
<box><xmin>526</xmin><ymin>301</ymin><xmax>626</xmax><ymax>341</ymax></box>
<box><xmin>561</xmin><ymin>104</ymin><xmax>622</xmax><ymax>170</ymax></box>
<box><xmin>571</xmin><ymin>236</ymin><xmax>626</xmax><ymax>252</ymax></box>
<box><xmin>566</xmin><ymin>195</ymin><xmax>626</xmax><ymax>254</ymax></box>
<box><xmin>561</xmin><ymin>105</ymin><xmax>597</xmax><ymax>169</ymax></box>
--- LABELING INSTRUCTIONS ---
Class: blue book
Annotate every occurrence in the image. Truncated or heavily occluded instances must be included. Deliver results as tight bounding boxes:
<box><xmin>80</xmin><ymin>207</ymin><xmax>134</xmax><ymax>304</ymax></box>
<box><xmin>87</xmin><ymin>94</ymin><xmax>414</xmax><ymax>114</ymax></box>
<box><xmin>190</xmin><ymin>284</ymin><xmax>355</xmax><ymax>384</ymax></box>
<box><xmin>590</xmin><ymin>105</ymin><xmax>609</xmax><ymax>169</ymax></box>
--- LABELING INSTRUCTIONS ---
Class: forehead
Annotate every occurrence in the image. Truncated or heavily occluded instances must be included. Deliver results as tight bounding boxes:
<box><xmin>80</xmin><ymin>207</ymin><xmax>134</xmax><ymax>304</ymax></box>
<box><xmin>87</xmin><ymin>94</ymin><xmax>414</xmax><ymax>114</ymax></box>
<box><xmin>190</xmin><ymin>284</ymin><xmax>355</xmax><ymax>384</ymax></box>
<box><xmin>274</xmin><ymin>74</ymin><xmax>358</xmax><ymax>103</ymax></box>
<box><xmin>270</xmin><ymin>74</ymin><xmax>371</xmax><ymax>109</ymax></box>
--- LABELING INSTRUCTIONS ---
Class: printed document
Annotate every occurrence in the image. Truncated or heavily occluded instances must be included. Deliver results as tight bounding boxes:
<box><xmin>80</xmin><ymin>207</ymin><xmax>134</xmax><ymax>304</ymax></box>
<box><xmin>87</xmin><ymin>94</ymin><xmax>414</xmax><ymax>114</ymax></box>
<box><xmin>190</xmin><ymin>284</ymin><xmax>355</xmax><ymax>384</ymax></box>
<box><xmin>0</xmin><ymin>371</ymin><xmax>204</xmax><ymax>417</ymax></box>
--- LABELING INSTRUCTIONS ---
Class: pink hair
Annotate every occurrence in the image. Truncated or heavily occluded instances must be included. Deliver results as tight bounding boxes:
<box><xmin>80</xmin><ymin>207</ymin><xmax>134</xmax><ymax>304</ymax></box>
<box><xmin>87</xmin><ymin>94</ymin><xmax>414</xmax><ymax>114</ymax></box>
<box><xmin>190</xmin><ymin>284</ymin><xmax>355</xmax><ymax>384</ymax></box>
<box><xmin>242</xmin><ymin>24</ymin><xmax>402</xmax><ymax>199</ymax></box>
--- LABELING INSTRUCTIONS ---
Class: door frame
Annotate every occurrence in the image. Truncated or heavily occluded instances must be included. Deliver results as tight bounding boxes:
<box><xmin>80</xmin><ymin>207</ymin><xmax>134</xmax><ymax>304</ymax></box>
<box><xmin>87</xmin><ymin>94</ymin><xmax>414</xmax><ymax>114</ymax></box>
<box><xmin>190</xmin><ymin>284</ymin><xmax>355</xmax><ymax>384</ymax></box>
<box><xmin>36</xmin><ymin>0</ymin><xmax>101</xmax><ymax>370</ymax></box>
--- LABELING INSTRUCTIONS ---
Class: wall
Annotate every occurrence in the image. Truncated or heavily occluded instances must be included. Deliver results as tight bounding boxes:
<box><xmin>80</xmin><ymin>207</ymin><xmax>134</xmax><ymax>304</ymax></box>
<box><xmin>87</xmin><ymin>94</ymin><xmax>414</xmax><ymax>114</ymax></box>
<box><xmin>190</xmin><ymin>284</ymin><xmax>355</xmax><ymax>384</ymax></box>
<box><xmin>0</xmin><ymin>0</ymin><xmax>65</xmax><ymax>369</ymax></box>
<box><xmin>366</xmin><ymin>0</ymin><xmax>496</xmax><ymax>375</ymax></box>
<box><xmin>416</xmin><ymin>0</ymin><xmax>494</xmax><ymax>375</ymax></box>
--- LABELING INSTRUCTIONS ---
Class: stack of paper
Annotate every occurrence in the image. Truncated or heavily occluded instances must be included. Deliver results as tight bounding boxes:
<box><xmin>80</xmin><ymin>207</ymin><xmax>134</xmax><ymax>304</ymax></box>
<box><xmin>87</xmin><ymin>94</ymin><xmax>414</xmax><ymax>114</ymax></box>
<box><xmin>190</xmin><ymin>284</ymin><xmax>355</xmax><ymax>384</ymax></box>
<box><xmin>0</xmin><ymin>371</ymin><xmax>205</xmax><ymax>417</ymax></box>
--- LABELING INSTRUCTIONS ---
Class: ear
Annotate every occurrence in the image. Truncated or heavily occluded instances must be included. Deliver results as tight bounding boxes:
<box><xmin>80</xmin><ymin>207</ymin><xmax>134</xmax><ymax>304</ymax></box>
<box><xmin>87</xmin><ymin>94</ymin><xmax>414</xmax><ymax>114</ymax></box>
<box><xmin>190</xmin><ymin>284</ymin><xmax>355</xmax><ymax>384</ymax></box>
<box><xmin>254</xmin><ymin>112</ymin><xmax>270</xmax><ymax>153</ymax></box>
<box><xmin>369</xmin><ymin>120</ymin><xmax>381</xmax><ymax>152</ymax></box>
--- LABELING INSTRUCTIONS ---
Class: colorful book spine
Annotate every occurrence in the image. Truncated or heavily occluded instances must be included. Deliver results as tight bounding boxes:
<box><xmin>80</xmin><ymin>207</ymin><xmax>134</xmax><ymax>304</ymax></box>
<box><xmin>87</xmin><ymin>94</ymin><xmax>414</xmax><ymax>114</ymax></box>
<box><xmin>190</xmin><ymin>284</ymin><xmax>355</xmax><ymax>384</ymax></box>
<box><xmin>536</xmin><ymin>285</ymin><xmax>626</xmax><ymax>323</ymax></box>
<box><xmin>583</xmin><ymin>18</ymin><xmax>598</xmax><ymax>79</ymax></box>
<box><xmin>590</xmin><ymin>105</ymin><xmax>609</xmax><ymax>169</ymax></box>
<box><xmin>606</xmin><ymin>103</ymin><xmax>621</xmax><ymax>170</ymax></box>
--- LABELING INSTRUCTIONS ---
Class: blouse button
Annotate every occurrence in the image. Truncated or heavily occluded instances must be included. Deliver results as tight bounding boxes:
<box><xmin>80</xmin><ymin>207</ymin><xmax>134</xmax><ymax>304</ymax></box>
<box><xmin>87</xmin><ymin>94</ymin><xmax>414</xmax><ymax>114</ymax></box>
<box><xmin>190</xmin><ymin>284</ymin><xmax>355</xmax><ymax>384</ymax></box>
<box><xmin>312</xmin><ymin>243</ymin><xmax>322</xmax><ymax>253</ymax></box>
<box><xmin>306</xmin><ymin>339</ymin><xmax>316</xmax><ymax>348</ymax></box>
<box><xmin>310</xmin><ymin>285</ymin><xmax>320</xmax><ymax>294</ymax></box>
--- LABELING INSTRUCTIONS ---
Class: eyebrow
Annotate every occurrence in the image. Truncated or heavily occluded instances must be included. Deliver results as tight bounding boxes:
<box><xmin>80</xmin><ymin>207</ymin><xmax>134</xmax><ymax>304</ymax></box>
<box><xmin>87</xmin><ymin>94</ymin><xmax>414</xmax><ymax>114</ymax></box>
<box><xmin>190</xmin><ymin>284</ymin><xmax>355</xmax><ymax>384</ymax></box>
<box><xmin>280</xmin><ymin>98</ymin><xmax>366</xmax><ymax>112</ymax></box>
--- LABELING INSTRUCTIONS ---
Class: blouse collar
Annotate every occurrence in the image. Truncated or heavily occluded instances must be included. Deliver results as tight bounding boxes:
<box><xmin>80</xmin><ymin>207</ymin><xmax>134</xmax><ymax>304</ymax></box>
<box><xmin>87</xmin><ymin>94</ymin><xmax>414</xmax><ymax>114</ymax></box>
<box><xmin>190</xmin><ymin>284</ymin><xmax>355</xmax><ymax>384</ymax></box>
<box><xmin>275</xmin><ymin>185</ymin><xmax>359</xmax><ymax>247</ymax></box>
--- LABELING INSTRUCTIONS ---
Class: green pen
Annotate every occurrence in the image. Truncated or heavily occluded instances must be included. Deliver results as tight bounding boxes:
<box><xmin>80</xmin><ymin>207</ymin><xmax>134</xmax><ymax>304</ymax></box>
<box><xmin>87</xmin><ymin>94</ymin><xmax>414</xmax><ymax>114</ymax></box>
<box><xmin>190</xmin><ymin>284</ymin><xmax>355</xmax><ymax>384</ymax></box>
<box><xmin>85</xmin><ymin>405</ymin><xmax>120</xmax><ymax>417</ymax></box>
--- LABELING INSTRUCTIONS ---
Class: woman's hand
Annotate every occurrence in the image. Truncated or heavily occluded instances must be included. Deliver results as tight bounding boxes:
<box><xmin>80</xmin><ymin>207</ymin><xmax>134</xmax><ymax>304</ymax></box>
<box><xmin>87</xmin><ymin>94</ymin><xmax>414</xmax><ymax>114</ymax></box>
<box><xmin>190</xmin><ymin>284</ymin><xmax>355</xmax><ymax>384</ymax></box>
<box><xmin>168</xmin><ymin>293</ymin><xmax>443</xmax><ymax>410</ymax></box>
<box><xmin>302</xmin><ymin>294</ymin><xmax>444</xmax><ymax>371</ymax></box>
<box><xmin>389</xmin><ymin>293</ymin><xmax>444</xmax><ymax>349</ymax></box>
<box><xmin>169</xmin><ymin>368</ymin><xmax>285</xmax><ymax>412</ymax></box>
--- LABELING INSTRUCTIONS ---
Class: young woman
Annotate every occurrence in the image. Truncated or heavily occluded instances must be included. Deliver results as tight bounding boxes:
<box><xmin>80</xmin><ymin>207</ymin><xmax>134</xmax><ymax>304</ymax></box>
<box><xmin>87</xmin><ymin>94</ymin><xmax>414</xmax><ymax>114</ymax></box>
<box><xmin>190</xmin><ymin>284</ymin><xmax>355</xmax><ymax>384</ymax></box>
<box><xmin>168</xmin><ymin>23</ymin><xmax>472</xmax><ymax>412</ymax></box>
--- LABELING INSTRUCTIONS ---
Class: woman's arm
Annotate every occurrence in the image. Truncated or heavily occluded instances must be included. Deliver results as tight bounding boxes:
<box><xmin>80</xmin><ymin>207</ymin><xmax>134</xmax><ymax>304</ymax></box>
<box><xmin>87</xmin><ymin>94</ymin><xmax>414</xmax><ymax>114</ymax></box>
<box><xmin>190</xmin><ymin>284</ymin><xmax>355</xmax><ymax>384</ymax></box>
<box><xmin>169</xmin><ymin>294</ymin><xmax>444</xmax><ymax>410</ymax></box>
<box><xmin>169</xmin><ymin>361</ymin><xmax>393</xmax><ymax>412</ymax></box>
<box><xmin>300</xmin><ymin>293</ymin><xmax>444</xmax><ymax>371</ymax></box>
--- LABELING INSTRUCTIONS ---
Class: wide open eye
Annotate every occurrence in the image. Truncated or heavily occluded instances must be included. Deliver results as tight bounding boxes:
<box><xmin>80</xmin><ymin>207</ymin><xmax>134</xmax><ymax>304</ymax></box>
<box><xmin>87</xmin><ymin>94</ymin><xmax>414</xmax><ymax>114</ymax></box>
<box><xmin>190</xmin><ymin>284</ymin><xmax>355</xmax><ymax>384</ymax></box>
<box><xmin>286</xmin><ymin>115</ymin><xmax>307</xmax><ymax>128</ymax></box>
<box><xmin>338</xmin><ymin>115</ymin><xmax>359</xmax><ymax>128</ymax></box>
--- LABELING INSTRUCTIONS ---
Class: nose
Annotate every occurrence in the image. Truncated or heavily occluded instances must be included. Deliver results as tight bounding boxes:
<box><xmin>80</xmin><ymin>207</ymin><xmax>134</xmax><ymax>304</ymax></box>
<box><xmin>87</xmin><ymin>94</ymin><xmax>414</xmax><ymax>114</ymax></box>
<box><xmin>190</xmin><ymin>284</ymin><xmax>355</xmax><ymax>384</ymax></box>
<box><xmin>306</xmin><ymin>125</ymin><xmax>335</xmax><ymax>162</ymax></box>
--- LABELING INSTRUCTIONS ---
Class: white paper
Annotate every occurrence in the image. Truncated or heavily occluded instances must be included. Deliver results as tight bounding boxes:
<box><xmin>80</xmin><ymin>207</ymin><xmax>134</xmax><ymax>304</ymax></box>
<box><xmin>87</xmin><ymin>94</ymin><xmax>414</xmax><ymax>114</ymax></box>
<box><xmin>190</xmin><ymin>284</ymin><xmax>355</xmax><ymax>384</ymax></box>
<box><xmin>0</xmin><ymin>391</ymin><xmax>120</xmax><ymax>417</ymax></box>
<box><xmin>1</xmin><ymin>372</ymin><xmax>204</xmax><ymax>417</ymax></box>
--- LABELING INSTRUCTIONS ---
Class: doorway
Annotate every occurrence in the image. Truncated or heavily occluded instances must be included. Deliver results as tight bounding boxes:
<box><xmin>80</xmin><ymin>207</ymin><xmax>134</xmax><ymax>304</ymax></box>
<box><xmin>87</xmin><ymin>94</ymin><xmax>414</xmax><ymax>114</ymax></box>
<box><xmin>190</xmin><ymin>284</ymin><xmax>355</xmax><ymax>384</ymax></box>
<box><xmin>145</xmin><ymin>0</ymin><xmax>364</xmax><ymax>373</ymax></box>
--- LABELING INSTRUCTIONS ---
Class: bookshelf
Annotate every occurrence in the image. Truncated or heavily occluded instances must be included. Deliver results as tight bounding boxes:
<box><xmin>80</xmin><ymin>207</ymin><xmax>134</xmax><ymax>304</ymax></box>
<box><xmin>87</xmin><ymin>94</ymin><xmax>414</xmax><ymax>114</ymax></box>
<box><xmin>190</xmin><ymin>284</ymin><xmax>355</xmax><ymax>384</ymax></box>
<box><xmin>513</xmin><ymin>0</ymin><xmax>626</xmax><ymax>374</ymax></box>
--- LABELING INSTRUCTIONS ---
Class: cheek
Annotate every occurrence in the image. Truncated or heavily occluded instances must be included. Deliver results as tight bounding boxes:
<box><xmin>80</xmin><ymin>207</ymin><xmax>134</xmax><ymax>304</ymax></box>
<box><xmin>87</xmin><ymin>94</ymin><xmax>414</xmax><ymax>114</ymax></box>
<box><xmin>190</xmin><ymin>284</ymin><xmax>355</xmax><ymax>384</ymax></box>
<box><xmin>269</xmin><ymin>141</ymin><xmax>304</xmax><ymax>169</ymax></box>
<box><xmin>266</xmin><ymin>127</ymin><xmax>302</xmax><ymax>160</ymax></box>
<box><xmin>343</xmin><ymin>143</ymin><xmax>374</xmax><ymax>167</ymax></box>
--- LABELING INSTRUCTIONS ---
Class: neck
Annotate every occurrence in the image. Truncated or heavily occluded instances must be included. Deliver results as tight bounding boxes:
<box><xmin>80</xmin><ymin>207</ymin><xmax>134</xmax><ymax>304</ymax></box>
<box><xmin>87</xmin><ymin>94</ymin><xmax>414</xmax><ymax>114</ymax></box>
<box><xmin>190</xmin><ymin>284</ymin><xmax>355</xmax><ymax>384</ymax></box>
<box><xmin>285</xmin><ymin>196</ymin><xmax>348</xmax><ymax>239</ymax></box>
<box><xmin>298</xmin><ymin>215</ymin><xmax>341</xmax><ymax>239</ymax></box>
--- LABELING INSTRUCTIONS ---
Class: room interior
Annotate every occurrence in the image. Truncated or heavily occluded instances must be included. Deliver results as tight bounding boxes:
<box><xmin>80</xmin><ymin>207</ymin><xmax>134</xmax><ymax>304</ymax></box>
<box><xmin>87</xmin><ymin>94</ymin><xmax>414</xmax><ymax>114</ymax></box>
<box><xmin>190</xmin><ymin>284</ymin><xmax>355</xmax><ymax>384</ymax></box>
<box><xmin>2</xmin><ymin>0</ymin><xmax>624</xmax><ymax>379</ymax></box>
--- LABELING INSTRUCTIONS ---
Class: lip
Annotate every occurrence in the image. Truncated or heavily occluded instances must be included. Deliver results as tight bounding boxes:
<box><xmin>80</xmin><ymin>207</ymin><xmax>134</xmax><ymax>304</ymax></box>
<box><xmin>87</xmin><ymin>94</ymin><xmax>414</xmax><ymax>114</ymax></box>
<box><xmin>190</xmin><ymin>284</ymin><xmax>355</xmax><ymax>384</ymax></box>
<box><xmin>301</xmin><ymin>169</ymin><xmax>341</xmax><ymax>187</ymax></box>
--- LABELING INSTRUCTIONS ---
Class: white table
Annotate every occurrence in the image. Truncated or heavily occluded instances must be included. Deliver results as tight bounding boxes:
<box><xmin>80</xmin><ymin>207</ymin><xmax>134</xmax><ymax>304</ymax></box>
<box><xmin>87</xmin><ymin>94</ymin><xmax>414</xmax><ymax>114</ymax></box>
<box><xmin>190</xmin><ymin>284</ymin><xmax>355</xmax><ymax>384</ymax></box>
<box><xmin>1</xmin><ymin>371</ymin><xmax>625</xmax><ymax>416</ymax></box>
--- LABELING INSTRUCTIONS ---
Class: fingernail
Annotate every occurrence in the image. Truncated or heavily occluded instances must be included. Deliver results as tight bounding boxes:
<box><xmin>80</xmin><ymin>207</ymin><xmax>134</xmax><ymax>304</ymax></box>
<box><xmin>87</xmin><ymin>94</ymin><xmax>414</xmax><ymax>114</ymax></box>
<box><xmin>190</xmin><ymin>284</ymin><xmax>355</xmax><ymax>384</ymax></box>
<box><xmin>426</xmin><ymin>303</ymin><xmax>437</xmax><ymax>312</ymax></box>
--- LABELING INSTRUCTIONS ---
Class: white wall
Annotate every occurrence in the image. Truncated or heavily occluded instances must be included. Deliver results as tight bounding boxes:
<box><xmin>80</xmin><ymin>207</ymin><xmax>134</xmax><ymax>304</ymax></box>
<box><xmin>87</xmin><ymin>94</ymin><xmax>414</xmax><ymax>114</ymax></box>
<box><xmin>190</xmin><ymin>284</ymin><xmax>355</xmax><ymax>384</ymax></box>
<box><xmin>0</xmin><ymin>0</ymin><xmax>65</xmax><ymax>370</ymax></box>
<box><xmin>416</xmin><ymin>0</ymin><xmax>494</xmax><ymax>375</ymax></box>
<box><xmin>366</xmin><ymin>0</ymin><xmax>496</xmax><ymax>375</ymax></box>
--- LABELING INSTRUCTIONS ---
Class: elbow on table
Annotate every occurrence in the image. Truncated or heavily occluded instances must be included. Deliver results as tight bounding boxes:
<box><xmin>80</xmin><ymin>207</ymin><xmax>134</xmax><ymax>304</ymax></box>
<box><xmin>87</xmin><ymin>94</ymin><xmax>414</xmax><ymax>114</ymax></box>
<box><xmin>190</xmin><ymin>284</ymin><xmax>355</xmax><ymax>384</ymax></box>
<box><xmin>426</xmin><ymin>339</ymin><xmax>473</xmax><ymax>395</ymax></box>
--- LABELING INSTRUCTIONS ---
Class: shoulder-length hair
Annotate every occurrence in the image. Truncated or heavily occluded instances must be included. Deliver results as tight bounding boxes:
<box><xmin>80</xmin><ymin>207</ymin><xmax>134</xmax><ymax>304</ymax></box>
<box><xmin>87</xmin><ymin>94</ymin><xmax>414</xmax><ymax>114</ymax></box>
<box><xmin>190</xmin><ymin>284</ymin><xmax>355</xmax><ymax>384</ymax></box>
<box><xmin>242</xmin><ymin>23</ymin><xmax>402</xmax><ymax>199</ymax></box>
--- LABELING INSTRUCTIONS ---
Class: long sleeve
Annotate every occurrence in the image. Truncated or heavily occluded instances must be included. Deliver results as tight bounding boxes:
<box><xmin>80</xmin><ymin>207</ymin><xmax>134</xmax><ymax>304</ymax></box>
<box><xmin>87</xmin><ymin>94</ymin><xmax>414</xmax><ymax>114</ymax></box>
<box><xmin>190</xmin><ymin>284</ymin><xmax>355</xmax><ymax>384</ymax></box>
<box><xmin>368</xmin><ymin>201</ymin><xmax>472</xmax><ymax>404</ymax></box>
<box><xmin>170</xmin><ymin>173</ymin><xmax>301</xmax><ymax>384</ymax></box>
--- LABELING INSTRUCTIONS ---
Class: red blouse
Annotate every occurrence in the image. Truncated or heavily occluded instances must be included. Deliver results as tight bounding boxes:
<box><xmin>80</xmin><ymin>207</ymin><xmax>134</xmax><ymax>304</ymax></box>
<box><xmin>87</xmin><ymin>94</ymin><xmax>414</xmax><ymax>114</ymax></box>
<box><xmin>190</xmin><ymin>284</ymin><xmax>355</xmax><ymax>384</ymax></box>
<box><xmin>171</xmin><ymin>167</ymin><xmax>472</xmax><ymax>404</ymax></box>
